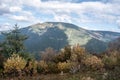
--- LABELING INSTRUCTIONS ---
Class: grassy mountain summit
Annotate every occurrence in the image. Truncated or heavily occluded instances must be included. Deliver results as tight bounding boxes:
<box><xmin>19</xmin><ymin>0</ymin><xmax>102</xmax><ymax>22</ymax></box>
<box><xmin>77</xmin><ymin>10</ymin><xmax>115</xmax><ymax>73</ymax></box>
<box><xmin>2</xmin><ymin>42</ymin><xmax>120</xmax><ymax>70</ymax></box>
<box><xmin>1</xmin><ymin>22</ymin><xmax>120</xmax><ymax>53</ymax></box>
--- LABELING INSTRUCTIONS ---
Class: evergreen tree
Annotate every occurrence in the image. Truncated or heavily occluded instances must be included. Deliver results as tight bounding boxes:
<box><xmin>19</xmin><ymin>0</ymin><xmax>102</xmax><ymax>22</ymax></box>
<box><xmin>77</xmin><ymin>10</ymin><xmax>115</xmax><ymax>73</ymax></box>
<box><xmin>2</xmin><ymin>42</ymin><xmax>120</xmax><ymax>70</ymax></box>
<box><xmin>2</xmin><ymin>24</ymin><xmax>28</xmax><ymax>57</ymax></box>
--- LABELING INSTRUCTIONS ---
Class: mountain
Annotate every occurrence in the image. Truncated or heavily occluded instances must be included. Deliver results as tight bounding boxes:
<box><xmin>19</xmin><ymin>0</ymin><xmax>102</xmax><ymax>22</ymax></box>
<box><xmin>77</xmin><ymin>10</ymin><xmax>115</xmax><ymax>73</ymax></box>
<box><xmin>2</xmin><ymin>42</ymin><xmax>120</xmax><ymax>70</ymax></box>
<box><xmin>20</xmin><ymin>22</ymin><xmax>120</xmax><ymax>53</ymax></box>
<box><xmin>1</xmin><ymin>22</ymin><xmax>120</xmax><ymax>54</ymax></box>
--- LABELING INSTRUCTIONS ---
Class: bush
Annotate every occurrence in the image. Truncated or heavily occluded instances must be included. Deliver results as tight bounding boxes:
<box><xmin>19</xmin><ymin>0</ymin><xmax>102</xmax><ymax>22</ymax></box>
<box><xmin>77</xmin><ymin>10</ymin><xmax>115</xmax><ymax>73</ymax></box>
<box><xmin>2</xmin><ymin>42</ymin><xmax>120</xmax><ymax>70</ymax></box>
<box><xmin>105</xmin><ymin>67</ymin><xmax>120</xmax><ymax>80</ymax></box>
<box><xmin>47</xmin><ymin>62</ymin><xmax>59</xmax><ymax>73</ymax></box>
<box><xmin>71</xmin><ymin>44</ymin><xmax>86</xmax><ymax>63</ymax></box>
<box><xmin>54</xmin><ymin>45</ymin><xmax>86</xmax><ymax>63</ymax></box>
<box><xmin>54</xmin><ymin>46</ymin><xmax>72</xmax><ymax>63</ymax></box>
<box><xmin>4</xmin><ymin>54</ymin><xmax>26</xmax><ymax>76</ymax></box>
<box><xmin>57</xmin><ymin>61</ymin><xmax>72</xmax><ymax>73</ymax></box>
<box><xmin>40</xmin><ymin>47</ymin><xmax>56</xmax><ymax>62</ymax></box>
<box><xmin>0</xmin><ymin>54</ymin><xmax>5</xmax><ymax>69</ymax></box>
<box><xmin>72</xmin><ymin>44</ymin><xmax>85</xmax><ymax>57</ymax></box>
<box><xmin>102</xmin><ymin>54</ymin><xmax>117</xmax><ymax>69</ymax></box>
<box><xmin>82</xmin><ymin>55</ymin><xmax>104</xmax><ymax>71</ymax></box>
<box><xmin>69</xmin><ymin>62</ymin><xmax>80</xmax><ymax>74</ymax></box>
<box><xmin>24</xmin><ymin>59</ymin><xmax>38</xmax><ymax>76</ymax></box>
<box><xmin>37</xmin><ymin>60</ymin><xmax>48</xmax><ymax>73</ymax></box>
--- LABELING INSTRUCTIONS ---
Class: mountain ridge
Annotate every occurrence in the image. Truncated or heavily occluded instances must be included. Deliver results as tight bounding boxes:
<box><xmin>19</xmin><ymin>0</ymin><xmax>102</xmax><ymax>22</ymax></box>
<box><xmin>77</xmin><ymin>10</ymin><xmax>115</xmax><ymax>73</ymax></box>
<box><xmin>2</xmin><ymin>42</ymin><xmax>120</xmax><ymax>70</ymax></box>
<box><xmin>0</xmin><ymin>22</ymin><xmax>120</xmax><ymax>54</ymax></box>
<box><xmin>21</xmin><ymin>22</ymin><xmax>120</xmax><ymax>53</ymax></box>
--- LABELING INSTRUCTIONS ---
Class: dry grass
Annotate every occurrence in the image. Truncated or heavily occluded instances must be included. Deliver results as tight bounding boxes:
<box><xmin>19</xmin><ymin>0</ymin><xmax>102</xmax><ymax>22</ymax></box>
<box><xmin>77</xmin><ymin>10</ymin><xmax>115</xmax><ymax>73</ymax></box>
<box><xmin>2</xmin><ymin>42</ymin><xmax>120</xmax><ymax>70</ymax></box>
<box><xmin>0</xmin><ymin>73</ymin><xmax>72</xmax><ymax>80</ymax></box>
<box><xmin>0</xmin><ymin>71</ymin><xmax>108</xmax><ymax>80</ymax></box>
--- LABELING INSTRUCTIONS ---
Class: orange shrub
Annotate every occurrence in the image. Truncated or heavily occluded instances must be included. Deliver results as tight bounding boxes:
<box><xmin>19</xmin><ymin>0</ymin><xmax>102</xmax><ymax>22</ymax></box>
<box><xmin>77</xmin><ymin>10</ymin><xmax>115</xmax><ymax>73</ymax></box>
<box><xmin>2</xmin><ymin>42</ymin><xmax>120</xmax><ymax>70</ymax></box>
<box><xmin>82</xmin><ymin>55</ymin><xmax>104</xmax><ymax>70</ymax></box>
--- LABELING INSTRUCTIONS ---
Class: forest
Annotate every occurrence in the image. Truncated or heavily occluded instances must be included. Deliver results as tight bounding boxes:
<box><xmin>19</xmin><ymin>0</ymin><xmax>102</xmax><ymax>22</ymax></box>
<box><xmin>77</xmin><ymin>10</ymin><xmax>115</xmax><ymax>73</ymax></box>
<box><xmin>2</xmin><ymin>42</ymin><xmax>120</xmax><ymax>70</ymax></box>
<box><xmin>0</xmin><ymin>24</ymin><xmax>120</xmax><ymax>80</ymax></box>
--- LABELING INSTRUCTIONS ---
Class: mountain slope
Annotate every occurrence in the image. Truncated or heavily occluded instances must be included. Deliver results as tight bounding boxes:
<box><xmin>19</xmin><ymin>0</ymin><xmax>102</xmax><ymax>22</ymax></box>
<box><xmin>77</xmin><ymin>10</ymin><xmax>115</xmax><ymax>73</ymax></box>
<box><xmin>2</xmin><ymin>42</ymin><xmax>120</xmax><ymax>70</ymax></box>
<box><xmin>0</xmin><ymin>22</ymin><xmax>120</xmax><ymax>53</ymax></box>
<box><xmin>19</xmin><ymin>22</ymin><xmax>120</xmax><ymax>53</ymax></box>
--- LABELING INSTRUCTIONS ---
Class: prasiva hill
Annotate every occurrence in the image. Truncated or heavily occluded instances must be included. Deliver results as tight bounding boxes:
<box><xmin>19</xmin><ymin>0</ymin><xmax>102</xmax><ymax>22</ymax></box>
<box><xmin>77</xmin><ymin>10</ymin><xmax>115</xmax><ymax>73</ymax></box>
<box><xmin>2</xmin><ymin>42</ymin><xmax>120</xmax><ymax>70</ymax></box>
<box><xmin>0</xmin><ymin>22</ymin><xmax>120</xmax><ymax>54</ymax></box>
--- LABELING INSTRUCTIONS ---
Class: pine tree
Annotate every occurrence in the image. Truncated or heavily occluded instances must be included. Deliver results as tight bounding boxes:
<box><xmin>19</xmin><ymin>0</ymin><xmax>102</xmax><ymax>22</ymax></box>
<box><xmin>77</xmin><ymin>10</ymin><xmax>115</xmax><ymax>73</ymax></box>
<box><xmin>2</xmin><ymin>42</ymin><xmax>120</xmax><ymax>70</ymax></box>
<box><xmin>2</xmin><ymin>24</ymin><xmax>28</xmax><ymax>57</ymax></box>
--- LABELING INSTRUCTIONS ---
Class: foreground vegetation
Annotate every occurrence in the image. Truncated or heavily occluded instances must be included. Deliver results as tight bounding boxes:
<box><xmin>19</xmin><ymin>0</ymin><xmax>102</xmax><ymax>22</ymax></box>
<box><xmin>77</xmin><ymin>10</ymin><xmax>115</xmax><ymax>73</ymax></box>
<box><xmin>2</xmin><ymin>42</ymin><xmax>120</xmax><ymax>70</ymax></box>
<box><xmin>0</xmin><ymin>24</ymin><xmax>120</xmax><ymax>80</ymax></box>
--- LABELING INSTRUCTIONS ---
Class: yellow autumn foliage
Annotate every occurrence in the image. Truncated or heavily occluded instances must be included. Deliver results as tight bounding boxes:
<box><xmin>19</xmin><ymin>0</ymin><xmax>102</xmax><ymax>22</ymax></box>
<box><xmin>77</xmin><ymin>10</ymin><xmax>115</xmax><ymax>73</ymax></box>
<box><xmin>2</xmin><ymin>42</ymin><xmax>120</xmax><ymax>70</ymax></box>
<box><xmin>71</xmin><ymin>44</ymin><xmax>86</xmax><ymax>62</ymax></box>
<box><xmin>72</xmin><ymin>44</ymin><xmax>85</xmax><ymax>56</ymax></box>
<box><xmin>57</xmin><ymin>61</ymin><xmax>72</xmax><ymax>72</ymax></box>
<box><xmin>102</xmin><ymin>54</ymin><xmax>117</xmax><ymax>69</ymax></box>
<box><xmin>37</xmin><ymin>60</ymin><xmax>48</xmax><ymax>72</ymax></box>
<box><xmin>4</xmin><ymin>54</ymin><xmax>26</xmax><ymax>73</ymax></box>
<box><xmin>26</xmin><ymin>60</ymin><xmax>38</xmax><ymax>74</ymax></box>
<box><xmin>82</xmin><ymin>56</ymin><xmax>104</xmax><ymax>70</ymax></box>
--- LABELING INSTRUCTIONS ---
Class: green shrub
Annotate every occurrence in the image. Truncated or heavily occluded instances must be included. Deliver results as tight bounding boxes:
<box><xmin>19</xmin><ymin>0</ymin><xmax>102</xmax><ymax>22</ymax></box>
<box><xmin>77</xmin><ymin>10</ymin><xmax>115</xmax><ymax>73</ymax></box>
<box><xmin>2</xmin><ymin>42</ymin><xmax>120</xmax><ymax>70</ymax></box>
<box><xmin>102</xmin><ymin>54</ymin><xmax>117</xmax><ymax>69</ymax></box>
<box><xmin>47</xmin><ymin>62</ymin><xmax>59</xmax><ymax>73</ymax></box>
<box><xmin>105</xmin><ymin>67</ymin><xmax>120</xmax><ymax>80</ymax></box>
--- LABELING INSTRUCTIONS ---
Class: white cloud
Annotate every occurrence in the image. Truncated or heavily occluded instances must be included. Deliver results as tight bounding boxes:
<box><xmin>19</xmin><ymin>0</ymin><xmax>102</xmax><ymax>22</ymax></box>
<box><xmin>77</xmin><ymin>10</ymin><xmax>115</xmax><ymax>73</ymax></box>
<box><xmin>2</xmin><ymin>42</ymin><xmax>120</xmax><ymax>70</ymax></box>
<box><xmin>6</xmin><ymin>11</ymin><xmax>40</xmax><ymax>23</ymax></box>
<box><xmin>9</xmin><ymin>15</ymin><xmax>29</xmax><ymax>21</ymax></box>
<box><xmin>116</xmin><ymin>17</ymin><xmax>120</xmax><ymax>27</ymax></box>
<box><xmin>0</xmin><ymin>0</ymin><xmax>23</xmax><ymax>15</ymax></box>
<box><xmin>0</xmin><ymin>23</ymin><xmax>12</xmax><ymax>31</ymax></box>
<box><xmin>0</xmin><ymin>3</ymin><xmax>10</xmax><ymax>15</ymax></box>
<box><xmin>54</xmin><ymin>14</ymin><xmax>72</xmax><ymax>23</ymax></box>
<box><xmin>22</xmin><ymin>0</ymin><xmax>42</xmax><ymax>8</ymax></box>
<box><xmin>31</xmin><ymin>1</ymin><xmax>119</xmax><ymax>24</ymax></box>
<box><xmin>10</xmin><ymin>6</ymin><xmax>22</xmax><ymax>12</ymax></box>
<box><xmin>0</xmin><ymin>0</ymin><xmax>41</xmax><ymax>23</ymax></box>
<box><xmin>0</xmin><ymin>0</ymin><xmax>120</xmax><ymax>31</ymax></box>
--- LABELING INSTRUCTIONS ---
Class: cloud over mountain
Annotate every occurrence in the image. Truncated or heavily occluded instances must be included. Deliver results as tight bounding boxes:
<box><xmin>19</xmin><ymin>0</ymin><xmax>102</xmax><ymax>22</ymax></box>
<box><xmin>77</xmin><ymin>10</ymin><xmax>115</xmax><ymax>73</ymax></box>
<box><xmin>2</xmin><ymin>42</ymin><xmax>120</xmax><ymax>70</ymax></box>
<box><xmin>0</xmin><ymin>0</ymin><xmax>120</xmax><ymax>32</ymax></box>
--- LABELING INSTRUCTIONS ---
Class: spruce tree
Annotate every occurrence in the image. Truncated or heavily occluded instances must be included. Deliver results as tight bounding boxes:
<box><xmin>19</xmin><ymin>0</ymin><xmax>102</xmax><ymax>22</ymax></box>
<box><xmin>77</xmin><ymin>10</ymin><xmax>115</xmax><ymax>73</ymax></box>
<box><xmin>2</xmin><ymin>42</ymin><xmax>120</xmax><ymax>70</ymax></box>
<box><xmin>2</xmin><ymin>24</ymin><xmax>28</xmax><ymax>57</ymax></box>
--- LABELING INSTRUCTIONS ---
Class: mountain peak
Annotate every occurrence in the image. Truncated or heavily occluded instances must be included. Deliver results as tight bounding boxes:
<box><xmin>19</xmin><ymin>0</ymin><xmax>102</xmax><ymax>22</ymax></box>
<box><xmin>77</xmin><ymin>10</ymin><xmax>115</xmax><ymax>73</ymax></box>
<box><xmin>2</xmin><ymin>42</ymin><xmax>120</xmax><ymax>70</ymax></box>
<box><xmin>1</xmin><ymin>22</ymin><xmax>120</xmax><ymax>53</ymax></box>
<box><xmin>29</xmin><ymin>22</ymin><xmax>84</xmax><ymax>30</ymax></box>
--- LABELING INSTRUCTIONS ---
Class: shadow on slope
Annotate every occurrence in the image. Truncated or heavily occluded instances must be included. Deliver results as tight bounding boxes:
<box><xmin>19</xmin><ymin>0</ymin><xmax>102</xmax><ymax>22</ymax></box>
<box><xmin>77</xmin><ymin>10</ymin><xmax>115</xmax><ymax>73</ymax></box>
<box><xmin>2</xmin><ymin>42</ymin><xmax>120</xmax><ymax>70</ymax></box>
<box><xmin>85</xmin><ymin>38</ymin><xmax>107</xmax><ymax>53</ymax></box>
<box><xmin>23</xmin><ymin>27</ymin><xmax>68</xmax><ymax>53</ymax></box>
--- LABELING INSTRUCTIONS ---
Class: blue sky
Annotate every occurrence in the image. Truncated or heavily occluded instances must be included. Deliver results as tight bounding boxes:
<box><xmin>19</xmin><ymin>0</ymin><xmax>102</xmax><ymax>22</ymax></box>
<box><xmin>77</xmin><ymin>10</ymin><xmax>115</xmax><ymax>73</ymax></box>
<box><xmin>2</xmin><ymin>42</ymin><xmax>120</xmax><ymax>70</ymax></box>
<box><xmin>0</xmin><ymin>0</ymin><xmax>120</xmax><ymax>32</ymax></box>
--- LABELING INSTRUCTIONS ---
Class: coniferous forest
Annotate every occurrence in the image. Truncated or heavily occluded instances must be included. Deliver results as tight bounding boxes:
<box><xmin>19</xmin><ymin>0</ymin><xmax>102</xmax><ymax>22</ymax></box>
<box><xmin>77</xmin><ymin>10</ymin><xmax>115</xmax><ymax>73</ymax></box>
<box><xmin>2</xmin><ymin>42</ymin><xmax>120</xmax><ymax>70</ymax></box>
<box><xmin>0</xmin><ymin>24</ymin><xmax>120</xmax><ymax>80</ymax></box>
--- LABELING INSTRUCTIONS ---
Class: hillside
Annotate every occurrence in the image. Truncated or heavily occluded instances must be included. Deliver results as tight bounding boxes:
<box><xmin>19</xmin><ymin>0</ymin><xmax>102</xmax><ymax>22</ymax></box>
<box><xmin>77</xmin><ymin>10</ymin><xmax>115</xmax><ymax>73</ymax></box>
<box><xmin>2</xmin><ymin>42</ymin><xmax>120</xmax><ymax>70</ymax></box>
<box><xmin>0</xmin><ymin>22</ymin><xmax>120</xmax><ymax>53</ymax></box>
<box><xmin>16</xmin><ymin>22</ymin><xmax>120</xmax><ymax>53</ymax></box>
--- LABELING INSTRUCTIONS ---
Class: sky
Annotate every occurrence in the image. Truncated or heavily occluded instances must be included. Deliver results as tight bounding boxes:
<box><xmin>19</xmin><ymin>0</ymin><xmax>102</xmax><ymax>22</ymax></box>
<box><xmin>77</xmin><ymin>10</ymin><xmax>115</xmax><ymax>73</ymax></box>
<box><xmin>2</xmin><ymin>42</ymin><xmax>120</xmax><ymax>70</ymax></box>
<box><xmin>0</xmin><ymin>0</ymin><xmax>120</xmax><ymax>32</ymax></box>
